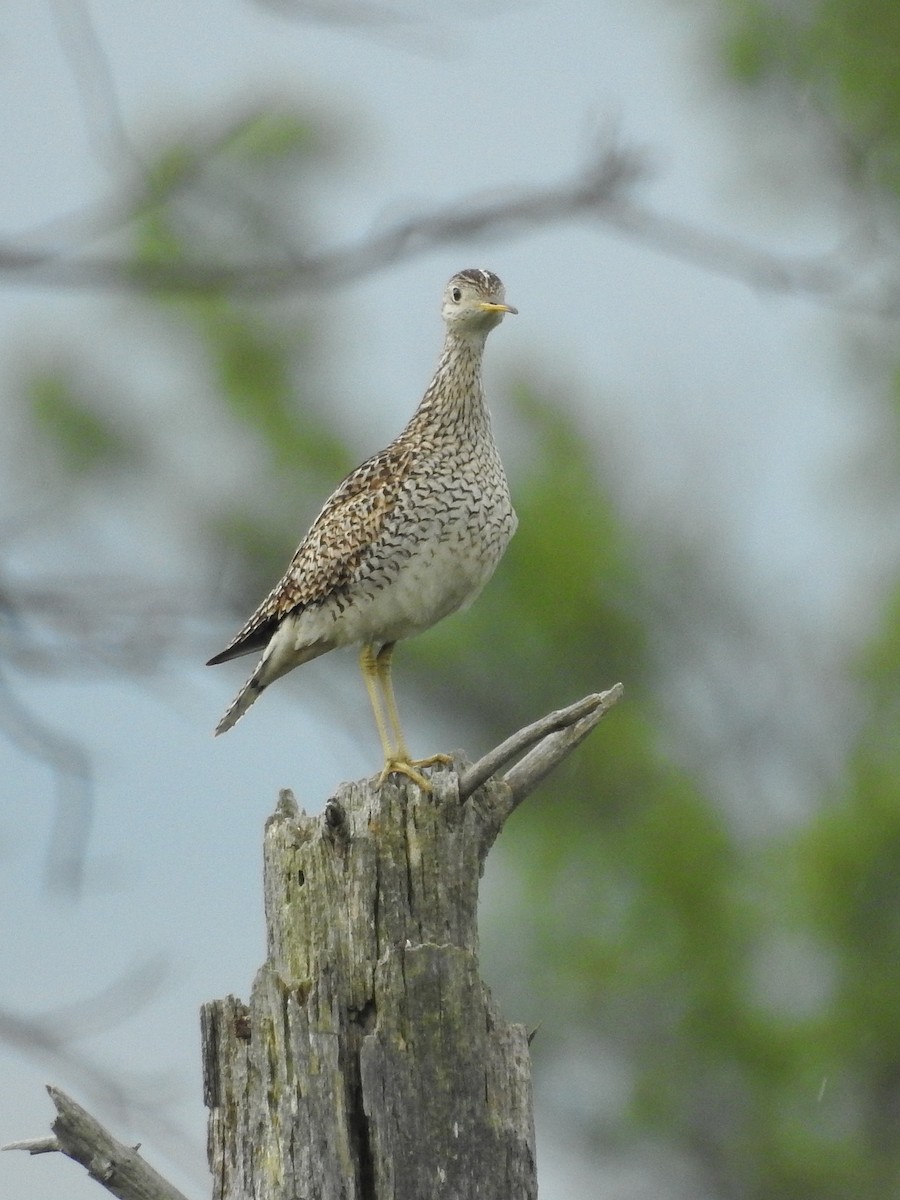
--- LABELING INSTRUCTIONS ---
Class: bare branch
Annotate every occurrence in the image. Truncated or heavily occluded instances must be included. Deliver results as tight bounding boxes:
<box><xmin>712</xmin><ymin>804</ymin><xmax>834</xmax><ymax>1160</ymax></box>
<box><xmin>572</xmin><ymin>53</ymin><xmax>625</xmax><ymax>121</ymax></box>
<box><xmin>2</xmin><ymin>1086</ymin><xmax>192</xmax><ymax>1200</ymax></box>
<box><xmin>2</xmin><ymin>135</ymin><xmax>898</xmax><ymax>313</ymax></box>
<box><xmin>0</xmin><ymin>142</ymin><xmax>645</xmax><ymax>294</ymax></box>
<box><xmin>458</xmin><ymin>689</ymin><xmax>620</xmax><ymax>801</ymax></box>
<box><xmin>500</xmin><ymin>683</ymin><xmax>624</xmax><ymax>811</ymax></box>
<box><xmin>3</xmin><ymin>1137</ymin><xmax>60</xmax><ymax>1155</ymax></box>
<box><xmin>597</xmin><ymin>196</ymin><xmax>900</xmax><ymax>313</ymax></box>
<box><xmin>47</xmin><ymin>0</ymin><xmax>139</xmax><ymax>170</ymax></box>
<box><xmin>0</xmin><ymin>657</ymin><xmax>93</xmax><ymax>895</ymax></box>
<box><xmin>254</xmin><ymin>0</ymin><xmax>458</xmax><ymax>55</ymax></box>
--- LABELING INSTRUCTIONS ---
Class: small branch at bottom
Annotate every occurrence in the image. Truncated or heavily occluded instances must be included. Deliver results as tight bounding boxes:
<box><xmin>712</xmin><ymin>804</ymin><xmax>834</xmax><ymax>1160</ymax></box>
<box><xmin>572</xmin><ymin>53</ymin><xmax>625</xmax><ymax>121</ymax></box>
<box><xmin>3</xmin><ymin>1136</ymin><xmax>60</xmax><ymax>1155</ymax></box>
<box><xmin>3</xmin><ymin>1086</ymin><xmax>192</xmax><ymax>1200</ymax></box>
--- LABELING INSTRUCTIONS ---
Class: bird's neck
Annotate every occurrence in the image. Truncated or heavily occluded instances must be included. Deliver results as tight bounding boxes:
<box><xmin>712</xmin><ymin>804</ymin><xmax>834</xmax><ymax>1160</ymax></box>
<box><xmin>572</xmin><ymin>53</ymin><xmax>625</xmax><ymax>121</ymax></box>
<box><xmin>410</xmin><ymin>332</ymin><xmax>490</xmax><ymax>435</ymax></box>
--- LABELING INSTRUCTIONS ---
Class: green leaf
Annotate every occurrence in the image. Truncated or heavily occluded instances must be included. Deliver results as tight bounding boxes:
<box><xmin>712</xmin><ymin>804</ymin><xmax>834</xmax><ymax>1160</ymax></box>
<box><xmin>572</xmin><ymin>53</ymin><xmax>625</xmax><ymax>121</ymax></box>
<box><xmin>29</xmin><ymin>371</ymin><xmax>138</xmax><ymax>475</ymax></box>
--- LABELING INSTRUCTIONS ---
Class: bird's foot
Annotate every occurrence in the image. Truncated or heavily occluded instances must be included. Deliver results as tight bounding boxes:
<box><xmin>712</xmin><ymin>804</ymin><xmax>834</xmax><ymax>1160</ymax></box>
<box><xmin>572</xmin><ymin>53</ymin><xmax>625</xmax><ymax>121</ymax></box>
<box><xmin>410</xmin><ymin>752</ymin><xmax>453</xmax><ymax>770</ymax></box>
<box><xmin>379</xmin><ymin>759</ymin><xmax>433</xmax><ymax>791</ymax></box>
<box><xmin>378</xmin><ymin>752</ymin><xmax>453</xmax><ymax>791</ymax></box>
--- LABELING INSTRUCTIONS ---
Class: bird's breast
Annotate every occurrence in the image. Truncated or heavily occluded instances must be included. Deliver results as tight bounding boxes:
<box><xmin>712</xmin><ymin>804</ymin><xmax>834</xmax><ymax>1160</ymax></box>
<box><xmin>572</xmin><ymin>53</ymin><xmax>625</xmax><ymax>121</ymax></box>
<box><xmin>306</xmin><ymin>490</ymin><xmax>515</xmax><ymax>651</ymax></box>
<box><xmin>340</xmin><ymin>512</ymin><xmax>515</xmax><ymax>645</ymax></box>
<box><xmin>286</xmin><ymin>433</ymin><xmax>516</xmax><ymax>652</ymax></box>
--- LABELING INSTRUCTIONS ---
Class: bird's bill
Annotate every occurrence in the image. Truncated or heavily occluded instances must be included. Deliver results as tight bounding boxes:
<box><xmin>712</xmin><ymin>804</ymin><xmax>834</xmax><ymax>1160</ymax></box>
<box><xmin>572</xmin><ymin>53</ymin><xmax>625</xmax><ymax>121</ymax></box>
<box><xmin>479</xmin><ymin>301</ymin><xmax>518</xmax><ymax>315</ymax></box>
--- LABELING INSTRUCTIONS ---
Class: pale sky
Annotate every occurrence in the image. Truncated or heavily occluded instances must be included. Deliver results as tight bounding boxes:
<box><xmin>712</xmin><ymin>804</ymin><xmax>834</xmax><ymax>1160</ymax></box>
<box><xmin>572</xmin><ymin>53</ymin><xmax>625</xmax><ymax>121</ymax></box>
<box><xmin>1</xmin><ymin>3</ymin><xmax>891</xmax><ymax>1198</ymax></box>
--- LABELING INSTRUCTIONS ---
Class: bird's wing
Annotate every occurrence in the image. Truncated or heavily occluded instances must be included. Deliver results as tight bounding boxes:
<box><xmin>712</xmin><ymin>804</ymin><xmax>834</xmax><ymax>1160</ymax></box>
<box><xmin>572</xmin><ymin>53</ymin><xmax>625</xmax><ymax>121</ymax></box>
<box><xmin>207</xmin><ymin>441</ymin><xmax>415</xmax><ymax>665</ymax></box>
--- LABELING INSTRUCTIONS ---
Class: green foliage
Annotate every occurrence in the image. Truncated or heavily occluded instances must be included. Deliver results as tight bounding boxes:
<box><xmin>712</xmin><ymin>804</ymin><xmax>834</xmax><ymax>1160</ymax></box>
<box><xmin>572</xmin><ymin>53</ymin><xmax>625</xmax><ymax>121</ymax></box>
<box><xmin>218</xmin><ymin>110</ymin><xmax>318</xmax><ymax>162</ymax></box>
<box><xmin>723</xmin><ymin>0</ymin><xmax>900</xmax><ymax>192</ymax></box>
<box><xmin>141</xmin><ymin>111</ymin><xmax>355</xmax><ymax>589</ymax></box>
<box><xmin>132</xmin><ymin>107</ymin><xmax>327</xmax><ymax>282</ymax></box>
<box><xmin>597</xmin><ymin>4</ymin><xmax>900</xmax><ymax>1192</ymax></box>
<box><xmin>22</xmin><ymin>106</ymin><xmax>352</xmax><ymax>603</ymax></box>
<box><xmin>28</xmin><ymin>369</ymin><xmax>139</xmax><ymax>474</ymax></box>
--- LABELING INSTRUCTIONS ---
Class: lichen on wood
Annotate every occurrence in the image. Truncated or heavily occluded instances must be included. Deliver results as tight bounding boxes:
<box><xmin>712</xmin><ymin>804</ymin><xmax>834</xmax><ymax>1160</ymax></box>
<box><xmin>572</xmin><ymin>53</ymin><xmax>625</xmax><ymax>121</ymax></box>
<box><xmin>202</xmin><ymin>762</ymin><xmax>537</xmax><ymax>1200</ymax></box>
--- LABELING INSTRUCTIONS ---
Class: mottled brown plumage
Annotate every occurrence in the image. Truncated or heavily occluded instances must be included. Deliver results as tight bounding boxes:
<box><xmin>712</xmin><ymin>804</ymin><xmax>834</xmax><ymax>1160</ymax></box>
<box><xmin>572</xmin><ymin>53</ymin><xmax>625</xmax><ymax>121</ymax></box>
<box><xmin>208</xmin><ymin>268</ymin><xmax>517</xmax><ymax>786</ymax></box>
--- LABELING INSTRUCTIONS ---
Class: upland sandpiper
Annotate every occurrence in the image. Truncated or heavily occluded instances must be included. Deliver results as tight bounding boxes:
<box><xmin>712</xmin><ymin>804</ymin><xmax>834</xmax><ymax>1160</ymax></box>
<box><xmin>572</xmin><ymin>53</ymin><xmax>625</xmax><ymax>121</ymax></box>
<box><xmin>207</xmin><ymin>268</ymin><xmax>518</xmax><ymax>787</ymax></box>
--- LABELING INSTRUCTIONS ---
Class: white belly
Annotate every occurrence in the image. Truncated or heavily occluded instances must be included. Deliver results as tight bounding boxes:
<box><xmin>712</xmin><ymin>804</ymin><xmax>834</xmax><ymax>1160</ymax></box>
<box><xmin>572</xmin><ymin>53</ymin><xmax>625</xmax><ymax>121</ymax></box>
<box><xmin>290</xmin><ymin>520</ymin><xmax>512</xmax><ymax>652</ymax></box>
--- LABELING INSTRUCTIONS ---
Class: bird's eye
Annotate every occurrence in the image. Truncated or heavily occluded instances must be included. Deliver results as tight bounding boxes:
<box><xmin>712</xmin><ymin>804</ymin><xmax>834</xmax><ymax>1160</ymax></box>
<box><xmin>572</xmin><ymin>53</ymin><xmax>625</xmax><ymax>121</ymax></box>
<box><xmin>450</xmin><ymin>286</ymin><xmax>462</xmax><ymax>302</ymax></box>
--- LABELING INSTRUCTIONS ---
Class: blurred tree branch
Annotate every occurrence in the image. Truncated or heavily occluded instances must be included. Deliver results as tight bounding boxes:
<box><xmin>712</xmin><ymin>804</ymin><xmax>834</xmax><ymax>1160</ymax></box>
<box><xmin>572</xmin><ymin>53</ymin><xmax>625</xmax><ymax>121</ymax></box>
<box><xmin>0</xmin><ymin>562</ymin><xmax>203</xmax><ymax>896</ymax></box>
<box><xmin>46</xmin><ymin>0</ymin><xmax>140</xmax><ymax>170</ymax></box>
<box><xmin>9</xmin><ymin>0</ymin><xmax>900</xmax><ymax>314</ymax></box>
<box><xmin>3</xmin><ymin>136</ymin><xmax>900</xmax><ymax>313</ymax></box>
<box><xmin>3</xmin><ymin>1086</ymin><xmax>191</xmax><ymax>1200</ymax></box>
<box><xmin>0</xmin><ymin>140</ymin><xmax>643</xmax><ymax>292</ymax></box>
<box><xmin>0</xmin><ymin>658</ymin><xmax>92</xmax><ymax>895</ymax></box>
<box><xmin>253</xmin><ymin>0</ymin><xmax>459</xmax><ymax>55</ymax></box>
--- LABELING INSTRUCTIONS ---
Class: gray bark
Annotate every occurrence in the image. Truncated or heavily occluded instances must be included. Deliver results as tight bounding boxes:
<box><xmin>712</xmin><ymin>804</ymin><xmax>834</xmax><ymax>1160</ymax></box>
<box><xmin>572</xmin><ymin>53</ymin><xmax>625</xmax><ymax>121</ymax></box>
<box><xmin>1</xmin><ymin>1086</ymin><xmax>191</xmax><ymax>1200</ymax></box>
<box><xmin>202</xmin><ymin>770</ymin><xmax>532</xmax><ymax>1200</ymax></box>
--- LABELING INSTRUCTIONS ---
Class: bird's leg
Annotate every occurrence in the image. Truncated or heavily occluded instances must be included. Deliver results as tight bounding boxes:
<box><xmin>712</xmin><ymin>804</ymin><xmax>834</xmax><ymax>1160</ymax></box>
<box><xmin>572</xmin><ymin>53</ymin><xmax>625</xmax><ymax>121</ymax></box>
<box><xmin>374</xmin><ymin>642</ymin><xmax>411</xmax><ymax>762</ymax></box>
<box><xmin>359</xmin><ymin>643</ymin><xmax>396</xmax><ymax>763</ymax></box>
<box><xmin>360</xmin><ymin>643</ymin><xmax>430</xmax><ymax>789</ymax></box>
<box><xmin>375</xmin><ymin>643</ymin><xmax>452</xmax><ymax>781</ymax></box>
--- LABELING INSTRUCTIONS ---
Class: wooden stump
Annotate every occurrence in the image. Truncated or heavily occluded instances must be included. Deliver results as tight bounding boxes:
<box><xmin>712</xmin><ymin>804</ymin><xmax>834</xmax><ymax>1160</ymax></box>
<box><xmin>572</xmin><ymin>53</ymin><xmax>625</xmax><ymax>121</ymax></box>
<box><xmin>202</xmin><ymin>766</ymin><xmax>536</xmax><ymax>1200</ymax></box>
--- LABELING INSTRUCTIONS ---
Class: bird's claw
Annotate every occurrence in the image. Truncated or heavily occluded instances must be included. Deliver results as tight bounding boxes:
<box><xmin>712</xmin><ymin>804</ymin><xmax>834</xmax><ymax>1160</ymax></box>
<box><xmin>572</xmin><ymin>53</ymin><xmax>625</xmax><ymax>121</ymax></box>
<box><xmin>378</xmin><ymin>753</ymin><xmax>451</xmax><ymax>792</ymax></box>
<box><xmin>411</xmin><ymin>752</ymin><xmax>453</xmax><ymax>770</ymax></box>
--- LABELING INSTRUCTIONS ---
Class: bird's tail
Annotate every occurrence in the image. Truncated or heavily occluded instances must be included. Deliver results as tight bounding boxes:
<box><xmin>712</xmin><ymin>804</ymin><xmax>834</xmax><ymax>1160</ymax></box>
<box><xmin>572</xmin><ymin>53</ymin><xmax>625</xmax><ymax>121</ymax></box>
<box><xmin>214</xmin><ymin>666</ymin><xmax>266</xmax><ymax>736</ymax></box>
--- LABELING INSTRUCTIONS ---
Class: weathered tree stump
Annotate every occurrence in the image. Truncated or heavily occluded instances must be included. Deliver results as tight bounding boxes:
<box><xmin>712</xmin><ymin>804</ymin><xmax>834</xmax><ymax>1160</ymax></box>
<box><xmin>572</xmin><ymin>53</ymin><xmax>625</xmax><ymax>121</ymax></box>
<box><xmin>202</xmin><ymin>763</ymin><xmax>535</xmax><ymax>1200</ymax></box>
<box><xmin>5</xmin><ymin>686</ymin><xmax>622</xmax><ymax>1200</ymax></box>
<box><xmin>201</xmin><ymin>686</ymin><xmax>622</xmax><ymax>1200</ymax></box>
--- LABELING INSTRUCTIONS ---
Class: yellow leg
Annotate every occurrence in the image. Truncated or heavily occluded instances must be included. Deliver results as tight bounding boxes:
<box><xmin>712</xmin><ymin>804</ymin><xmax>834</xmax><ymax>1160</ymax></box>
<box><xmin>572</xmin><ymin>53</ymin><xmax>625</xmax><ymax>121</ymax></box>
<box><xmin>374</xmin><ymin>643</ymin><xmax>410</xmax><ymax>762</ymax></box>
<box><xmin>360</xmin><ymin>643</ymin><xmax>431</xmax><ymax>790</ymax></box>
<box><xmin>359</xmin><ymin>644</ymin><xmax>394</xmax><ymax>763</ymax></box>
<box><xmin>376</xmin><ymin>644</ymin><xmax>452</xmax><ymax>782</ymax></box>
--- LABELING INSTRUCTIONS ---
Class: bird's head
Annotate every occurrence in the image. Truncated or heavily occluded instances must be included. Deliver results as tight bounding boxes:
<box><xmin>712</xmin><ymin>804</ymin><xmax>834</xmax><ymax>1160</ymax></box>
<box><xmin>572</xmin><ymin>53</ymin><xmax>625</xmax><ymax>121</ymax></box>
<box><xmin>441</xmin><ymin>268</ymin><xmax>517</xmax><ymax>338</ymax></box>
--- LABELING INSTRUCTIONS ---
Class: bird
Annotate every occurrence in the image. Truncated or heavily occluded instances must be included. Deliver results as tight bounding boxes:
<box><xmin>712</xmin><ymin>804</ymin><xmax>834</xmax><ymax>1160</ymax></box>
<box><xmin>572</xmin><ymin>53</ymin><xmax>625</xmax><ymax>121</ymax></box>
<box><xmin>207</xmin><ymin>267</ymin><xmax>518</xmax><ymax>788</ymax></box>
